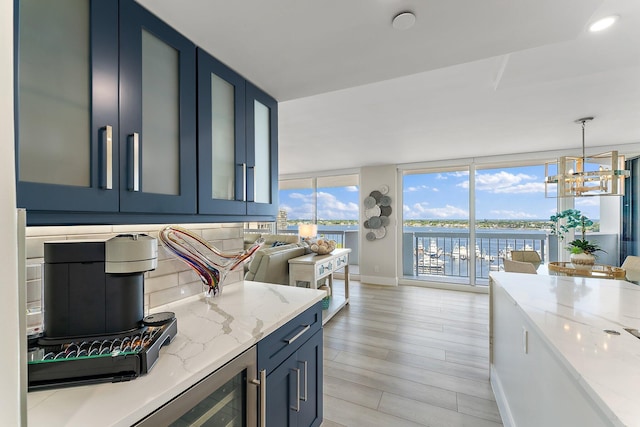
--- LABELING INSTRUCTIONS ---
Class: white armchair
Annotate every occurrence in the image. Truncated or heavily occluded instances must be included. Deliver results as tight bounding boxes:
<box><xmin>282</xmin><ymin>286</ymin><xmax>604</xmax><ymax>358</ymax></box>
<box><xmin>503</xmin><ymin>259</ymin><xmax>538</xmax><ymax>274</ymax></box>
<box><xmin>621</xmin><ymin>256</ymin><xmax>640</xmax><ymax>282</ymax></box>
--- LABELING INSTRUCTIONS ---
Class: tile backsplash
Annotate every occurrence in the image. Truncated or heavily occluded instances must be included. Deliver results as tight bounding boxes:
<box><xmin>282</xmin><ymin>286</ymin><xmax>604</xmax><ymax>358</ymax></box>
<box><xmin>26</xmin><ymin>223</ymin><xmax>246</xmax><ymax>319</ymax></box>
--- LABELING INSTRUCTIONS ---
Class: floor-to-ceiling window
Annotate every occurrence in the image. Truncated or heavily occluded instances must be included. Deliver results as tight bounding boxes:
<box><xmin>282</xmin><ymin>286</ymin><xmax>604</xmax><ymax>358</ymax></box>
<box><xmin>279</xmin><ymin>174</ymin><xmax>359</xmax><ymax>265</ymax></box>
<box><xmin>401</xmin><ymin>160</ymin><xmax>618</xmax><ymax>287</ymax></box>
<box><xmin>278</xmin><ymin>178</ymin><xmax>315</xmax><ymax>230</ymax></box>
<box><xmin>474</xmin><ymin>164</ymin><xmax>557</xmax><ymax>283</ymax></box>
<box><xmin>402</xmin><ymin>167</ymin><xmax>470</xmax><ymax>284</ymax></box>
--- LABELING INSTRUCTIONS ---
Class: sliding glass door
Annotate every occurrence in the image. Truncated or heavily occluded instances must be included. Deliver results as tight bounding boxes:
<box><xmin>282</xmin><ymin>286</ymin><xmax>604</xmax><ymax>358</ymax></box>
<box><xmin>402</xmin><ymin>168</ymin><xmax>470</xmax><ymax>284</ymax></box>
<box><xmin>278</xmin><ymin>174</ymin><xmax>359</xmax><ymax>255</ymax></box>
<box><xmin>473</xmin><ymin>164</ymin><xmax>556</xmax><ymax>283</ymax></box>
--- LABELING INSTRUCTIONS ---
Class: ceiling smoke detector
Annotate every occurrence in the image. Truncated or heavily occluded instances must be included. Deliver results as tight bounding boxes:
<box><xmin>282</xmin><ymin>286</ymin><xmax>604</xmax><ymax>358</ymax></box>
<box><xmin>392</xmin><ymin>12</ymin><xmax>416</xmax><ymax>30</ymax></box>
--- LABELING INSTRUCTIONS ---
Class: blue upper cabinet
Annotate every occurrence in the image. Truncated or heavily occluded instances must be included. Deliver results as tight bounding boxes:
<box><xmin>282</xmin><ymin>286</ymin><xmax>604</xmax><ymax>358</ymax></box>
<box><xmin>119</xmin><ymin>0</ymin><xmax>197</xmax><ymax>214</ymax></box>
<box><xmin>15</xmin><ymin>0</ymin><xmax>276</xmax><ymax>224</ymax></box>
<box><xmin>15</xmin><ymin>0</ymin><xmax>119</xmax><ymax>212</ymax></box>
<box><xmin>197</xmin><ymin>49</ymin><xmax>247</xmax><ymax>215</ymax></box>
<box><xmin>245</xmin><ymin>82</ymin><xmax>279</xmax><ymax>216</ymax></box>
<box><xmin>198</xmin><ymin>49</ymin><xmax>278</xmax><ymax>217</ymax></box>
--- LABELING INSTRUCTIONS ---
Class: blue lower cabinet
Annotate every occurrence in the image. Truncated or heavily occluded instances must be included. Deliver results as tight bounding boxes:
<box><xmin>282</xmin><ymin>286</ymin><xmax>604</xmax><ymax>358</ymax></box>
<box><xmin>296</xmin><ymin>330</ymin><xmax>323</xmax><ymax>427</ymax></box>
<box><xmin>264</xmin><ymin>330</ymin><xmax>323</xmax><ymax>427</ymax></box>
<box><xmin>258</xmin><ymin>303</ymin><xmax>323</xmax><ymax>427</ymax></box>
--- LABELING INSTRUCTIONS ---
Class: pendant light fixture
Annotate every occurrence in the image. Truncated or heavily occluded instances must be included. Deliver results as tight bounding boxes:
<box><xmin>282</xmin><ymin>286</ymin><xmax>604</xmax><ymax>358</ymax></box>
<box><xmin>544</xmin><ymin>117</ymin><xmax>630</xmax><ymax>197</ymax></box>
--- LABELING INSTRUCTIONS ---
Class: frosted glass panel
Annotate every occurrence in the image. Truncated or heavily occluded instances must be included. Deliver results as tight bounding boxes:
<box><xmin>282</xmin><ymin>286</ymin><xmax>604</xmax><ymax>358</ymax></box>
<box><xmin>211</xmin><ymin>74</ymin><xmax>235</xmax><ymax>200</ymax></box>
<box><xmin>18</xmin><ymin>0</ymin><xmax>90</xmax><ymax>186</ymax></box>
<box><xmin>254</xmin><ymin>101</ymin><xmax>271</xmax><ymax>203</ymax></box>
<box><xmin>141</xmin><ymin>30</ymin><xmax>179</xmax><ymax>195</ymax></box>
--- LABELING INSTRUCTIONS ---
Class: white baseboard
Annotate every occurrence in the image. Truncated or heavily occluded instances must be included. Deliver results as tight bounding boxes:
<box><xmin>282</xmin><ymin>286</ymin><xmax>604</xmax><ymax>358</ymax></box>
<box><xmin>359</xmin><ymin>275</ymin><xmax>398</xmax><ymax>286</ymax></box>
<box><xmin>490</xmin><ymin>365</ymin><xmax>515</xmax><ymax>427</ymax></box>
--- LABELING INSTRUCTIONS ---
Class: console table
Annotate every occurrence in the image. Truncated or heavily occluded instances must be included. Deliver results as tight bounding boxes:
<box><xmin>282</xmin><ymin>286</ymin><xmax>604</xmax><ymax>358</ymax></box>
<box><xmin>289</xmin><ymin>248</ymin><xmax>351</xmax><ymax>324</ymax></box>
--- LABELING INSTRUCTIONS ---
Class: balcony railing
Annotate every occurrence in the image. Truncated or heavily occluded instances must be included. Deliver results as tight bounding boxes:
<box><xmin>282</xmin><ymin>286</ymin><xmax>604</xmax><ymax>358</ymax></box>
<box><xmin>402</xmin><ymin>230</ymin><xmax>547</xmax><ymax>281</ymax></box>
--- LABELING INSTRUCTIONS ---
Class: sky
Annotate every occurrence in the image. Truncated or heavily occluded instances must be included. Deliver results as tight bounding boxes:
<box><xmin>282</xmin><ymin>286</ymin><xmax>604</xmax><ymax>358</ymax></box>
<box><xmin>279</xmin><ymin>165</ymin><xmax>600</xmax><ymax>222</ymax></box>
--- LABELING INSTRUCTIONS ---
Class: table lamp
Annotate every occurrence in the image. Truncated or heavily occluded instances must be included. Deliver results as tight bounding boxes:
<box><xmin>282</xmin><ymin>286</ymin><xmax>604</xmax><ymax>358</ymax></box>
<box><xmin>298</xmin><ymin>224</ymin><xmax>318</xmax><ymax>241</ymax></box>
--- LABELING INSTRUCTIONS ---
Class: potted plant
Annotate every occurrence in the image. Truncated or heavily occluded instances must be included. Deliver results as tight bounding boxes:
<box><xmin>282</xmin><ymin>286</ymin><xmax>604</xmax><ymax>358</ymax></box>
<box><xmin>550</xmin><ymin>209</ymin><xmax>604</xmax><ymax>269</ymax></box>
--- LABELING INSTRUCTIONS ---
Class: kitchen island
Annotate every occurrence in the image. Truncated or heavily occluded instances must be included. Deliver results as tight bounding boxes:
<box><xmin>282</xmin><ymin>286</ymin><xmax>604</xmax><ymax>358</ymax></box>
<box><xmin>27</xmin><ymin>280</ymin><xmax>324</xmax><ymax>426</ymax></box>
<box><xmin>490</xmin><ymin>272</ymin><xmax>640</xmax><ymax>427</ymax></box>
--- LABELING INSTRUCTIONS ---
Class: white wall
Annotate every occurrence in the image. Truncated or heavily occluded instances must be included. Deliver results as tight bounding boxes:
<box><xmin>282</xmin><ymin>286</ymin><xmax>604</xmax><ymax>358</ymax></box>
<box><xmin>359</xmin><ymin>165</ymin><xmax>397</xmax><ymax>285</ymax></box>
<box><xmin>1</xmin><ymin>0</ymin><xmax>24</xmax><ymax>424</ymax></box>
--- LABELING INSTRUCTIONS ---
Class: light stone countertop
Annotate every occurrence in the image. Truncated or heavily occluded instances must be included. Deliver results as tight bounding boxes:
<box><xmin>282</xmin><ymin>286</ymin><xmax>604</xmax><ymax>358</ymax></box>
<box><xmin>491</xmin><ymin>272</ymin><xmax>640</xmax><ymax>427</ymax></box>
<box><xmin>27</xmin><ymin>280</ymin><xmax>325</xmax><ymax>427</ymax></box>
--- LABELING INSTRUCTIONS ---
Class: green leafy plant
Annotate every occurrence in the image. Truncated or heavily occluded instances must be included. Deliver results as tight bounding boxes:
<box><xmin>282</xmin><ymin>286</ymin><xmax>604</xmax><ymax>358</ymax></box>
<box><xmin>567</xmin><ymin>239</ymin><xmax>605</xmax><ymax>256</ymax></box>
<box><xmin>549</xmin><ymin>209</ymin><xmax>592</xmax><ymax>241</ymax></box>
<box><xmin>550</xmin><ymin>209</ymin><xmax>604</xmax><ymax>256</ymax></box>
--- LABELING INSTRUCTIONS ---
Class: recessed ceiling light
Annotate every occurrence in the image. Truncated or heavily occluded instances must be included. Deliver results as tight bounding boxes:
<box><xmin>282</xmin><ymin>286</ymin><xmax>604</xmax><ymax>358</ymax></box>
<box><xmin>392</xmin><ymin>12</ymin><xmax>416</xmax><ymax>30</ymax></box>
<box><xmin>588</xmin><ymin>15</ymin><xmax>619</xmax><ymax>32</ymax></box>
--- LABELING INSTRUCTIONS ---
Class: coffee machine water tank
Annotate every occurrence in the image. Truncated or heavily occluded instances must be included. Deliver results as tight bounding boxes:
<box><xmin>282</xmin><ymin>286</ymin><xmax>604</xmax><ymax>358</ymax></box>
<box><xmin>43</xmin><ymin>234</ymin><xmax>158</xmax><ymax>341</ymax></box>
<box><xmin>105</xmin><ymin>233</ymin><xmax>158</xmax><ymax>273</ymax></box>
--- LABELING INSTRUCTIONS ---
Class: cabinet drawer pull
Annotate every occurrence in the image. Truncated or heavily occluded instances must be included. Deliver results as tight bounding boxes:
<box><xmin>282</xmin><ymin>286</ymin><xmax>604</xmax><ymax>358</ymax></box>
<box><xmin>299</xmin><ymin>360</ymin><xmax>308</xmax><ymax>402</ymax></box>
<box><xmin>128</xmin><ymin>132</ymin><xmax>140</xmax><ymax>191</ymax></box>
<box><xmin>250</xmin><ymin>369</ymin><xmax>266</xmax><ymax>427</ymax></box>
<box><xmin>101</xmin><ymin>125</ymin><xmax>113</xmax><ymax>190</ymax></box>
<box><xmin>285</xmin><ymin>324</ymin><xmax>310</xmax><ymax>344</ymax></box>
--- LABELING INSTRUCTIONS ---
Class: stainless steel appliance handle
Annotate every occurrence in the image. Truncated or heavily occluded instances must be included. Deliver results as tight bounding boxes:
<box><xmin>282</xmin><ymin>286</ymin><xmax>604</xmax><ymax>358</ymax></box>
<box><xmin>250</xmin><ymin>369</ymin><xmax>266</xmax><ymax>427</ymax></box>
<box><xmin>291</xmin><ymin>368</ymin><xmax>300</xmax><ymax>412</ymax></box>
<box><xmin>101</xmin><ymin>125</ymin><xmax>113</xmax><ymax>189</ymax></box>
<box><xmin>299</xmin><ymin>360</ymin><xmax>308</xmax><ymax>401</ymax></box>
<box><xmin>128</xmin><ymin>132</ymin><xmax>140</xmax><ymax>191</ymax></box>
<box><xmin>285</xmin><ymin>324</ymin><xmax>310</xmax><ymax>344</ymax></box>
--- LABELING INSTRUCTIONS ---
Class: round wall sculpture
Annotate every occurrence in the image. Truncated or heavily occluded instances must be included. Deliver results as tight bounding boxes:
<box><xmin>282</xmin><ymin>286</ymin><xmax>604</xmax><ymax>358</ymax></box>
<box><xmin>364</xmin><ymin>185</ymin><xmax>392</xmax><ymax>241</ymax></box>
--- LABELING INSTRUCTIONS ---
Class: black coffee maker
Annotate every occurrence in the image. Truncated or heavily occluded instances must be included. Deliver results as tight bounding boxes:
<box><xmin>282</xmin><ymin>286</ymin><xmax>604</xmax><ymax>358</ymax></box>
<box><xmin>42</xmin><ymin>233</ymin><xmax>158</xmax><ymax>341</ymax></box>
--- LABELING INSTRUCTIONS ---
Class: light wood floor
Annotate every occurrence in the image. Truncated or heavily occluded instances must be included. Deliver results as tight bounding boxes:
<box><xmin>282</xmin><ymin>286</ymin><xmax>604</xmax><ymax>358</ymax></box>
<box><xmin>320</xmin><ymin>280</ymin><xmax>503</xmax><ymax>427</ymax></box>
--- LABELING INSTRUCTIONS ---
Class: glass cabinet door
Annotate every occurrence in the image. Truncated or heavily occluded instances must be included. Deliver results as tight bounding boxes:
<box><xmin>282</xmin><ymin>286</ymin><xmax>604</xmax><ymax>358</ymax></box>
<box><xmin>246</xmin><ymin>83</ymin><xmax>278</xmax><ymax>216</ymax></box>
<box><xmin>119</xmin><ymin>0</ymin><xmax>196</xmax><ymax>214</ymax></box>
<box><xmin>197</xmin><ymin>49</ymin><xmax>247</xmax><ymax>215</ymax></box>
<box><xmin>169</xmin><ymin>372</ymin><xmax>246</xmax><ymax>426</ymax></box>
<box><xmin>15</xmin><ymin>0</ymin><xmax>119</xmax><ymax>212</ymax></box>
<box><xmin>136</xmin><ymin>347</ymin><xmax>258</xmax><ymax>427</ymax></box>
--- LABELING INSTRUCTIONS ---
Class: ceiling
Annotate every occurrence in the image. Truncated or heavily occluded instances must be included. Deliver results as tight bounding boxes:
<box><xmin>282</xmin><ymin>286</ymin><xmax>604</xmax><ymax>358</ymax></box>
<box><xmin>138</xmin><ymin>0</ymin><xmax>640</xmax><ymax>176</ymax></box>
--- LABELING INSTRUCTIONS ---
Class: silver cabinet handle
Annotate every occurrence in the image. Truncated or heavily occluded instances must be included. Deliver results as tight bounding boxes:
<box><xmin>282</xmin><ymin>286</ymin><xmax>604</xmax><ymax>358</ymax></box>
<box><xmin>128</xmin><ymin>132</ymin><xmax>140</xmax><ymax>191</ymax></box>
<box><xmin>299</xmin><ymin>360</ymin><xmax>308</xmax><ymax>402</ymax></box>
<box><xmin>291</xmin><ymin>368</ymin><xmax>300</xmax><ymax>412</ymax></box>
<box><xmin>246</xmin><ymin>164</ymin><xmax>254</xmax><ymax>202</ymax></box>
<box><xmin>250</xmin><ymin>369</ymin><xmax>266</xmax><ymax>427</ymax></box>
<box><xmin>101</xmin><ymin>125</ymin><xmax>113</xmax><ymax>190</ymax></box>
<box><xmin>242</xmin><ymin>163</ymin><xmax>247</xmax><ymax>201</ymax></box>
<box><xmin>285</xmin><ymin>324</ymin><xmax>310</xmax><ymax>344</ymax></box>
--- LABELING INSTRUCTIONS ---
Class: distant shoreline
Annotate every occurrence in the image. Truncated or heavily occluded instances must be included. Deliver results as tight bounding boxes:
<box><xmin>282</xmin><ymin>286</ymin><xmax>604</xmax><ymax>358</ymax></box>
<box><xmin>286</xmin><ymin>219</ymin><xmax>600</xmax><ymax>232</ymax></box>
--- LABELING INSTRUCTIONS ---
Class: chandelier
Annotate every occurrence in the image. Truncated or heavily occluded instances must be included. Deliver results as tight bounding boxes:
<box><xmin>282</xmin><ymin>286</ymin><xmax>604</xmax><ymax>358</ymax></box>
<box><xmin>545</xmin><ymin>117</ymin><xmax>630</xmax><ymax>197</ymax></box>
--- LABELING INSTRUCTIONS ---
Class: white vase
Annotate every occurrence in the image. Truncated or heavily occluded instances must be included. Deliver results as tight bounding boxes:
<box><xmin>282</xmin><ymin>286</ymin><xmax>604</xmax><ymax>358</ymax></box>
<box><xmin>570</xmin><ymin>252</ymin><xmax>596</xmax><ymax>270</ymax></box>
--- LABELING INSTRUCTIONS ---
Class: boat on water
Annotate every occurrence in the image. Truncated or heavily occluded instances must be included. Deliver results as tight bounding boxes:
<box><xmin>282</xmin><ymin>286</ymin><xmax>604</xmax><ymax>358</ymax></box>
<box><xmin>417</xmin><ymin>258</ymin><xmax>445</xmax><ymax>274</ymax></box>
<box><xmin>451</xmin><ymin>244</ymin><xmax>495</xmax><ymax>262</ymax></box>
<box><xmin>423</xmin><ymin>240</ymin><xmax>443</xmax><ymax>258</ymax></box>
<box><xmin>451</xmin><ymin>244</ymin><xmax>468</xmax><ymax>260</ymax></box>
<box><xmin>499</xmin><ymin>245</ymin><xmax>514</xmax><ymax>260</ymax></box>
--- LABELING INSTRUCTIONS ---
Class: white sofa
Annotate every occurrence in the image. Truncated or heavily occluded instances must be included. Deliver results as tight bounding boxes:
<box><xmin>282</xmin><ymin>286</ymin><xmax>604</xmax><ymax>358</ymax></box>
<box><xmin>243</xmin><ymin>233</ymin><xmax>305</xmax><ymax>285</ymax></box>
<box><xmin>244</xmin><ymin>243</ymin><xmax>306</xmax><ymax>285</ymax></box>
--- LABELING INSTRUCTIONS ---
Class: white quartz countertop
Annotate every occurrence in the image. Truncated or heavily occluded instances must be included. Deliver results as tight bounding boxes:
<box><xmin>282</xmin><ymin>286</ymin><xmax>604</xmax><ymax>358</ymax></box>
<box><xmin>491</xmin><ymin>272</ymin><xmax>640</xmax><ymax>427</ymax></box>
<box><xmin>27</xmin><ymin>280</ymin><xmax>325</xmax><ymax>427</ymax></box>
